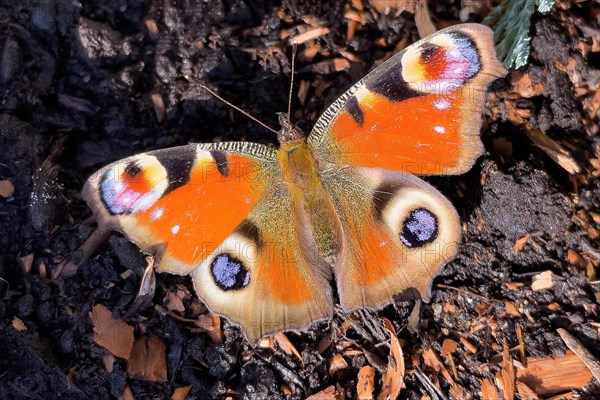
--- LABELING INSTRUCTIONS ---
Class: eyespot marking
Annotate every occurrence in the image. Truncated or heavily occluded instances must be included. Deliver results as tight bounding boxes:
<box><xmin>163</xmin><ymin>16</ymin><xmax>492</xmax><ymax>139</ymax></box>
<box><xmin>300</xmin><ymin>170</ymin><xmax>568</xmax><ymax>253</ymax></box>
<box><xmin>124</xmin><ymin>162</ymin><xmax>142</xmax><ymax>177</ymax></box>
<box><xmin>210</xmin><ymin>254</ymin><xmax>251</xmax><ymax>291</ymax></box>
<box><xmin>400</xmin><ymin>208</ymin><xmax>438</xmax><ymax>248</ymax></box>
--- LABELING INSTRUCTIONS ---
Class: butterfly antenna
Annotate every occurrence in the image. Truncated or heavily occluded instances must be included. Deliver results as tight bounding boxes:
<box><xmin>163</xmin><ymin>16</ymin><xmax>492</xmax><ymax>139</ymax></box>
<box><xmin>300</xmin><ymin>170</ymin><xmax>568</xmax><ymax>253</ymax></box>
<box><xmin>287</xmin><ymin>42</ymin><xmax>297</xmax><ymax>118</ymax></box>
<box><xmin>196</xmin><ymin>82</ymin><xmax>279</xmax><ymax>135</ymax></box>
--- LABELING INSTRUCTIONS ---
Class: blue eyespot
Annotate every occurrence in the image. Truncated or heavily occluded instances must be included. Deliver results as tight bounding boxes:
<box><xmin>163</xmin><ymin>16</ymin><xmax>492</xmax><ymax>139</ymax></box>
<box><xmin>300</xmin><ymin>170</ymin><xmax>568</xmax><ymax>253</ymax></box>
<box><xmin>400</xmin><ymin>208</ymin><xmax>438</xmax><ymax>248</ymax></box>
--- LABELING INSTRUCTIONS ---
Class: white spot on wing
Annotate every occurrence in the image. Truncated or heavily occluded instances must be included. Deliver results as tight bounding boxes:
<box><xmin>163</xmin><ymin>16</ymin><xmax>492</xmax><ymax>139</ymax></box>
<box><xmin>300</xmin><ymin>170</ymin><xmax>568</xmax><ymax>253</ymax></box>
<box><xmin>171</xmin><ymin>225</ymin><xmax>180</xmax><ymax>235</ymax></box>
<box><xmin>151</xmin><ymin>207</ymin><xmax>164</xmax><ymax>221</ymax></box>
<box><xmin>433</xmin><ymin>99</ymin><xmax>451</xmax><ymax>110</ymax></box>
<box><xmin>434</xmin><ymin>125</ymin><xmax>446</xmax><ymax>134</ymax></box>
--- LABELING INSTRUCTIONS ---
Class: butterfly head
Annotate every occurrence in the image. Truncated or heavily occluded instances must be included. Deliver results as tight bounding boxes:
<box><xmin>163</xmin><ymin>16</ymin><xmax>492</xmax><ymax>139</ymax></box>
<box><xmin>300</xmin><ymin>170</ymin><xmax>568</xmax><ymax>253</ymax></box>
<box><xmin>277</xmin><ymin>112</ymin><xmax>304</xmax><ymax>143</ymax></box>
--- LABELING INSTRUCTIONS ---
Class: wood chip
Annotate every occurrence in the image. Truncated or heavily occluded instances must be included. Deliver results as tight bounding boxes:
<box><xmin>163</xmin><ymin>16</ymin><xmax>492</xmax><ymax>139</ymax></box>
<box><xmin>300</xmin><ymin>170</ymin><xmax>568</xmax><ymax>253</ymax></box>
<box><xmin>504</xmin><ymin>301</ymin><xmax>521</xmax><ymax>318</ymax></box>
<box><xmin>517</xmin><ymin>348</ymin><xmax>593</xmax><ymax>396</ymax></box>
<box><xmin>423</xmin><ymin>347</ymin><xmax>454</xmax><ymax>385</ymax></box>
<box><xmin>460</xmin><ymin>337</ymin><xmax>478</xmax><ymax>354</ymax></box>
<box><xmin>531</xmin><ymin>270</ymin><xmax>555</xmax><ymax>291</ymax></box>
<box><xmin>12</xmin><ymin>316</ymin><xmax>26</xmax><ymax>331</ymax></box>
<box><xmin>525</xmin><ymin>128</ymin><xmax>581</xmax><ymax>174</ymax></box>
<box><xmin>165</xmin><ymin>291</ymin><xmax>185</xmax><ymax>313</ymax></box>
<box><xmin>290</xmin><ymin>27</ymin><xmax>330</xmax><ymax>44</ymax></box>
<box><xmin>90</xmin><ymin>304</ymin><xmax>134</xmax><ymax>360</ymax></box>
<box><xmin>513</xmin><ymin>234</ymin><xmax>531</xmax><ymax>254</ymax></box>
<box><xmin>378</xmin><ymin>319</ymin><xmax>405</xmax><ymax>400</ymax></box>
<box><xmin>127</xmin><ymin>336</ymin><xmax>168</xmax><ymax>382</ymax></box>
<box><xmin>414</xmin><ymin>0</ymin><xmax>436</xmax><ymax>38</ymax></box>
<box><xmin>150</xmin><ymin>93</ymin><xmax>165</xmax><ymax>123</ymax></box>
<box><xmin>275</xmin><ymin>332</ymin><xmax>303</xmax><ymax>362</ymax></box>
<box><xmin>306</xmin><ymin>385</ymin><xmax>337</xmax><ymax>400</ymax></box>
<box><xmin>311</xmin><ymin>58</ymin><xmax>351</xmax><ymax>74</ymax></box>
<box><xmin>369</xmin><ymin>0</ymin><xmax>417</xmax><ymax>14</ymax></box>
<box><xmin>171</xmin><ymin>386</ymin><xmax>191</xmax><ymax>400</ymax></box>
<box><xmin>516</xmin><ymin>380</ymin><xmax>540</xmax><ymax>400</ymax></box>
<box><xmin>145</xmin><ymin>19</ymin><xmax>159</xmax><ymax>39</ymax></box>
<box><xmin>506</xmin><ymin>282</ymin><xmax>524</xmax><ymax>291</ymax></box>
<box><xmin>501</xmin><ymin>340</ymin><xmax>515</xmax><ymax>400</ymax></box>
<box><xmin>481</xmin><ymin>377</ymin><xmax>500</xmax><ymax>399</ymax></box>
<box><xmin>19</xmin><ymin>253</ymin><xmax>34</xmax><ymax>273</ymax></box>
<box><xmin>567</xmin><ymin>249</ymin><xmax>586</xmax><ymax>269</ymax></box>
<box><xmin>329</xmin><ymin>354</ymin><xmax>349</xmax><ymax>376</ymax></box>
<box><xmin>120</xmin><ymin>385</ymin><xmax>135</xmax><ymax>400</ymax></box>
<box><xmin>557</xmin><ymin>329</ymin><xmax>600</xmax><ymax>384</ymax></box>
<box><xmin>0</xmin><ymin>179</ymin><xmax>15</xmax><ymax>198</ymax></box>
<box><xmin>103</xmin><ymin>353</ymin><xmax>115</xmax><ymax>373</ymax></box>
<box><xmin>511</xmin><ymin>71</ymin><xmax>544</xmax><ymax>98</ymax></box>
<box><xmin>440</xmin><ymin>339</ymin><xmax>459</xmax><ymax>357</ymax></box>
<box><xmin>356</xmin><ymin>365</ymin><xmax>375</xmax><ymax>400</ymax></box>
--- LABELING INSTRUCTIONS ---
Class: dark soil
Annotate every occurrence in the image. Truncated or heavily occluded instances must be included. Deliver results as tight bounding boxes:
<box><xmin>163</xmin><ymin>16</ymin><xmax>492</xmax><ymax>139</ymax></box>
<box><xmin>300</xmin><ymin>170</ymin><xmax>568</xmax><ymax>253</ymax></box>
<box><xmin>1</xmin><ymin>0</ymin><xmax>599</xmax><ymax>399</ymax></box>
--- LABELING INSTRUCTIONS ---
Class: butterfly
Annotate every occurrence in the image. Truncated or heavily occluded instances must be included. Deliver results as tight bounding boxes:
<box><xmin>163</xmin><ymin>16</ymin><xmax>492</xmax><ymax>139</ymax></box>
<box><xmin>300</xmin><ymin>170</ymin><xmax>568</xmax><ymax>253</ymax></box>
<box><xmin>83</xmin><ymin>24</ymin><xmax>506</xmax><ymax>341</ymax></box>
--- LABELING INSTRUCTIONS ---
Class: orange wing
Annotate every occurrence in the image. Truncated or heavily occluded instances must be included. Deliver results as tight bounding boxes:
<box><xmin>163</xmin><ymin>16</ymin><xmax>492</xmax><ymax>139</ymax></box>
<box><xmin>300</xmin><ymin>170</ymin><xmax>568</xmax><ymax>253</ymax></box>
<box><xmin>84</xmin><ymin>142</ymin><xmax>334</xmax><ymax>339</ymax></box>
<box><xmin>318</xmin><ymin>165</ymin><xmax>461</xmax><ymax>310</ymax></box>
<box><xmin>308</xmin><ymin>23</ymin><xmax>506</xmax><ymax>176</ymax></box>
<box><xmin>83</xmin><ymin>142</ymin><xmax>277</xmax><ymax>275</ymax></box>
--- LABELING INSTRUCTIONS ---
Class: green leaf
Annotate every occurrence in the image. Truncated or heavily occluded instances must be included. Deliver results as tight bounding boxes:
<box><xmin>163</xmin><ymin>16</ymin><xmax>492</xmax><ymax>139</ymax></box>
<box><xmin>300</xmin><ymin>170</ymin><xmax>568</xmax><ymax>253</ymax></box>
<box><xmin>483</xmin><ymin>0</ymin><xmax>556</xmax><ymax>69</ymax></box>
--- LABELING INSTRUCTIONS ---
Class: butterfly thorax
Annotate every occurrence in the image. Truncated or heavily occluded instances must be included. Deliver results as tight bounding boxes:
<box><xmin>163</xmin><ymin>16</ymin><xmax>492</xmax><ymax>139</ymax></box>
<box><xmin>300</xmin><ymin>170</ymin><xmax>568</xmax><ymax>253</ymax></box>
<box><xmin>277</xmin><ymin>134</ymin><xmax>340</xmax><ymax>261</ymax></box>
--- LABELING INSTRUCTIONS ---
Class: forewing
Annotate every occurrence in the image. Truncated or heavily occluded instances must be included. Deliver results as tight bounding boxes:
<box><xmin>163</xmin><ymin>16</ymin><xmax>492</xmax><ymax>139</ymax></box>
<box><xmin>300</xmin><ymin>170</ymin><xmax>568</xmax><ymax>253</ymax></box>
<box><xmin>308</xmin><ymin>23</ymin><xmax>506</xmax><ymax>176</ymax></box>
<box><xmin>83</xmin><ymin>142</ymin><xmax>277</xmax><ymax>275</ymax></box>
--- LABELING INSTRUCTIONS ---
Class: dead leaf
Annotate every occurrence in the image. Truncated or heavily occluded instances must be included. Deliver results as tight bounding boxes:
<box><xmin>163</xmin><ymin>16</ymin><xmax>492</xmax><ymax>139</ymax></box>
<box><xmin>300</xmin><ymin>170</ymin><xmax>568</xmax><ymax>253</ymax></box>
<box><xmin>171</xmin><ymin>386</ymin><xmax>191</xmax><ymax>400</ymax></box>
<box><xmin>356</xmin><ymin>365</ymin><xmax>375</xmax><ymax>400</ymax></box>
<box><xmin>127</xmin><ymin>336</ymin><xmax>168</xmax><ymax>382</ymax></box>
<box><xmin>377</xmin><ymin>319</ymin><xmax>404</xmax><ymax>400</ymax></box>
<box><xmin>90</xmin><ymin>304</ymin><xmax>134</xmax><ymax>360</ymax></box>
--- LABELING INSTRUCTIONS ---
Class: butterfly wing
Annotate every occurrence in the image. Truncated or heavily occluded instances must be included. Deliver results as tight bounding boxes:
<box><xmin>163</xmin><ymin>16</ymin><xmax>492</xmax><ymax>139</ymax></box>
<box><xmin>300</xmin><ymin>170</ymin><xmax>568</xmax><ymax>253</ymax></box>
<box><xmin>319</xmin><ymin>165</ymin><xmax>461</xmax><ymax>310</ymax></box>
<box><xmin>84</xmin><ymin>142</ymin><xmax>334</xmax><ymax>339</ymax></box>
<box><xmin>83</xmin><ymin>142</ymin><xmax>278</xmax><ymax>275</ymax></box>
<box><xmin>308</xmin><ymin>23</ymin><xmax>506</xmax><ymax>176</ymax></box>
<box><xmin>189</xmin><ymin>179</ymin><xmax>334</xmax><ymax>341</ymax></box>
